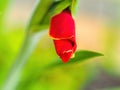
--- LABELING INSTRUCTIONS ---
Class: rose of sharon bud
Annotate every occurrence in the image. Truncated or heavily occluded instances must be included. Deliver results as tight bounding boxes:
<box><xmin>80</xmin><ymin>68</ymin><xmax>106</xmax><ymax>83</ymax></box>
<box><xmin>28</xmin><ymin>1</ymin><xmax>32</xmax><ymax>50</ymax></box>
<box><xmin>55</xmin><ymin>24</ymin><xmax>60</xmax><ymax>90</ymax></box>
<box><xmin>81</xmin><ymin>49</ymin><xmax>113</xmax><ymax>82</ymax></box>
<box><xmin>49</xmin><ymin>9</ymin><xmax>77</xmax><ymax>63</ymax></box>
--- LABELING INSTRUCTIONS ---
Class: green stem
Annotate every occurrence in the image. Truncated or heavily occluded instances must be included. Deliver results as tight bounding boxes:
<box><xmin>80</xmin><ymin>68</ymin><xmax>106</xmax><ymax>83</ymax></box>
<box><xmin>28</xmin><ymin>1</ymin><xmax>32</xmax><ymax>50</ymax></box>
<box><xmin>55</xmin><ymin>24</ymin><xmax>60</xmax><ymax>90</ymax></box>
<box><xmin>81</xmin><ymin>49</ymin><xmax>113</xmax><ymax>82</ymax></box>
<box><xmin>1</xmin><ymin>0</ymin><xmax>52</xmax><ymax>89</ymax></box>
<box><xmin>2</xmin><ymin>31</ymin><xmax>46</xmax><ymax>90</ymax></box>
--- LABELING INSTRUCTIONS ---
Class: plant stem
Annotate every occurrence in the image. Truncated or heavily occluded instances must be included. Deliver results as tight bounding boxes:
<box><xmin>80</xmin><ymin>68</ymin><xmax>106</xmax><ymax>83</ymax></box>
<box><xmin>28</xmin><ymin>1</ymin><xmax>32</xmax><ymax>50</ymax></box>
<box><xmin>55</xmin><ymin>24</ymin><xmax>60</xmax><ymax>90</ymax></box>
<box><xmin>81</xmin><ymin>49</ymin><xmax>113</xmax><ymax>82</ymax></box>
<box><xmin>2</xmin><ymin>30</ymin><xmax>46</xmax><ymax>90</ymax></box>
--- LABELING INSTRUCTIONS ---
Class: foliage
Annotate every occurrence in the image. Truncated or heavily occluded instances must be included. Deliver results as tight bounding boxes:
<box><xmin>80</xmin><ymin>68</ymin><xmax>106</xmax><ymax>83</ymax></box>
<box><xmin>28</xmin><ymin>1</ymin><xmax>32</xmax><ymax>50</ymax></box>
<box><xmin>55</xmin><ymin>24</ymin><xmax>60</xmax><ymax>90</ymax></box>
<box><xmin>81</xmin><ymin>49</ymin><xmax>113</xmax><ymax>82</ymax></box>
<box><xmin>4</xmin><ymin>0</ymin><xmax>120</xmax><ymax>90</ymax></box>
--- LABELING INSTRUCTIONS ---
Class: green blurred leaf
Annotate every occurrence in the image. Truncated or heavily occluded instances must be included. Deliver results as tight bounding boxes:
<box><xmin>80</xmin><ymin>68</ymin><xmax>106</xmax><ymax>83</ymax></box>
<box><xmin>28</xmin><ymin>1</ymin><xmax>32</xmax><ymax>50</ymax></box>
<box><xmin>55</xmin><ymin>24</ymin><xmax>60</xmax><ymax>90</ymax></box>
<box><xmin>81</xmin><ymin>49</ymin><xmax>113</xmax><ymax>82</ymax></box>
<box><xmin>28</xmin><ymin>0</ymin><xmax>75</xmax><ymax>33</ymax></box>
<box><xmin>0</xmin><ymin>0</ymin><xmax>10</xmax><ymax>30</ymax></box>
<box><xmin>16</xmin><ymin>50</ymin><xmax>102</xmax><ymax>90</ymax></box>
<box><xmin>70</xmin><ymin>0</ymin><xmax>78</xmax><ymax>13</ymax></box>
<box><xmin>0</xmin><ymin>0</ymin><xmax>8</xmax><ymax>11</ymax></box>
<box><xmin>28</xmin><ymin>0</ymin><xmax>54</xmax><ymax>29</ymax></box>
<box><xmin>48</xmin><ymin>50</ymin><xmax>103</xmax><ymax>68</ymax></box>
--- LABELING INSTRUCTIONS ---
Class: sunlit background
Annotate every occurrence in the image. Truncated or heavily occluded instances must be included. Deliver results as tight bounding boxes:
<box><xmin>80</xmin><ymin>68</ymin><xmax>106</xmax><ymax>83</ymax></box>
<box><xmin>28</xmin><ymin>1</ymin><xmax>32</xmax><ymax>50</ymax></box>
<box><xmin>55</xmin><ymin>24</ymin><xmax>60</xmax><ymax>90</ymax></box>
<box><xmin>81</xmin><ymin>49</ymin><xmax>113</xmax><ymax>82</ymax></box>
<box><xmin>0</xmin><ymin>0</ymin><xmax>120</xmax><ymax>90</ymax></box>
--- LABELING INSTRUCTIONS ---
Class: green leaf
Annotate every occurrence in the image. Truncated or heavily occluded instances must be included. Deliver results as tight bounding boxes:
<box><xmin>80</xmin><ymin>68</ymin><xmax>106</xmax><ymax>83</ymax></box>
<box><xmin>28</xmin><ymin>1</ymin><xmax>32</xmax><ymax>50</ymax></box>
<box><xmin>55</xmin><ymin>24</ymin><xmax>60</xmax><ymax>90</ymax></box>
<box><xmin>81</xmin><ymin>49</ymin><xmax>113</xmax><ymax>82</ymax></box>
<box><xmin>28</xmin><ymin>0</ymin><xmax>54</xmax><ymax>29</ymax></box>
<box><xmin>47</xmin><ymin>50</ymin><xmax>103</xmax><ymax>68</ymax></box>
<box><xmin>71</xmin><ymin>0</ymin><xmax>80</xmax><ymax>15</ymax></box>
<box><xmin>15</xmin><ymin>50</ymin><xmax>103</xmax><ymax>90</ymax></box>
<box><xmin>28</xmin><ymin>0</ymin><xmax>74</xmax><ymax>33</ymax></box>
<box><xmin>70</xmin><ymin>0</ymin><xmax>78</xmax><ymax>13</ymax></box>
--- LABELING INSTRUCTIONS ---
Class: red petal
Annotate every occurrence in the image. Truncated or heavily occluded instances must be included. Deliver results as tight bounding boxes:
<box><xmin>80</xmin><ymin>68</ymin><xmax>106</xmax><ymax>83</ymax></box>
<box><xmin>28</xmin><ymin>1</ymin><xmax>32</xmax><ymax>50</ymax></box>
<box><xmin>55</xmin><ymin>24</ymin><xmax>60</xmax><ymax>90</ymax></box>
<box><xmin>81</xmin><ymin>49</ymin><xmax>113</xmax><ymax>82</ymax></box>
<box><xmin>49</xmin><ymin>9</ymin><xmax>77</xmax><ymax>62</ymax></box>
<box><xmin>54</xmin><ymin>37</ymin><xmax>76</xmax><ymax>62</ymax></box>
<box><xmin>49</xmin><ymin>10</ymin><xmax>75</xmax><ymax>39</ymax></box>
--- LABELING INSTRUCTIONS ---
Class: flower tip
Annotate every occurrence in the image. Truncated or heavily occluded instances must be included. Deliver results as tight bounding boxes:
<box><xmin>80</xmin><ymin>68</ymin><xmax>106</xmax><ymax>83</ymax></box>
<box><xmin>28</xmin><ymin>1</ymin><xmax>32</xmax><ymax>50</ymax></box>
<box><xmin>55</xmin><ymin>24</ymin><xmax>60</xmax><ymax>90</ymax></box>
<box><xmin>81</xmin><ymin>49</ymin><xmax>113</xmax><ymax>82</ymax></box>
<box><xmin>59</xmin><ymin>51</ymin><xmax>73</xmax><ymax>63</ymax></box>
<box><xmin>61</xmin><ymin>57</ymin><xmax>70</xmax><ymax>63</ymax></box>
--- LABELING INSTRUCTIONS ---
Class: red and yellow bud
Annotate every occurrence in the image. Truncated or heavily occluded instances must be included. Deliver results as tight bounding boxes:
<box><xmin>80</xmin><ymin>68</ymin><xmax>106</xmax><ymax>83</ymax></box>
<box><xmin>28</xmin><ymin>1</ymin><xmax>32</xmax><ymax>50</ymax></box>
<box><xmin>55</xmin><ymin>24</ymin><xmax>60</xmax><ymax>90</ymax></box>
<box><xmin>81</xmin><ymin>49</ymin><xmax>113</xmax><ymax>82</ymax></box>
<box><xmin>49</xmin><ymin>9</ymin><xmax>77</xmax><ymax>63</ymax></box>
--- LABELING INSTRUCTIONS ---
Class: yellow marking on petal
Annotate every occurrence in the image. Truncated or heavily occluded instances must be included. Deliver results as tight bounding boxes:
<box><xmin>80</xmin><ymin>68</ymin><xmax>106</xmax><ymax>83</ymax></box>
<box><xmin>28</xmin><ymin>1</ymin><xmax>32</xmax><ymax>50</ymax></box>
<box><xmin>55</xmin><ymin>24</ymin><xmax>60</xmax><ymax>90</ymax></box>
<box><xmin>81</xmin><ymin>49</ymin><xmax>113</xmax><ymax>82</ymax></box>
<box><xmin>63</xmin><ymin>50</ymin><xmax>75</xmax><ymax>58</ymax></box>
<box><xmin>71</xmin><ymin>54</ymin><xmax>75</xmax><ymax>58</ymax></box>
<box><xmin>48</xmin><ymin>33</ymin><xmax>74</xmax><ymax>40</ymax></box>
<box><xmin>49</xmin><ymin>35</ymin><xmax>61</xmax><ymax>40</ymax></box>
<box><xmin>63</xmin><ymin>50</ymin><xmax>73</xmax><ymax>54</ymax></box>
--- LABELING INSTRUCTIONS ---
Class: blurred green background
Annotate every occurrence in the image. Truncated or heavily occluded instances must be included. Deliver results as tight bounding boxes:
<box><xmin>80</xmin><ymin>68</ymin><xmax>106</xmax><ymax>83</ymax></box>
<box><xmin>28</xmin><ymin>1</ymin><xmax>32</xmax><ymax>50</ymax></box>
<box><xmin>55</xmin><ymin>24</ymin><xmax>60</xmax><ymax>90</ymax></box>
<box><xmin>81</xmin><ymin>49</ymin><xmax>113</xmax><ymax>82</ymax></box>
<box><xmin>0</xmin><ymin>0</ymin><xmax>120</xmax><ymax>90</ymax></box>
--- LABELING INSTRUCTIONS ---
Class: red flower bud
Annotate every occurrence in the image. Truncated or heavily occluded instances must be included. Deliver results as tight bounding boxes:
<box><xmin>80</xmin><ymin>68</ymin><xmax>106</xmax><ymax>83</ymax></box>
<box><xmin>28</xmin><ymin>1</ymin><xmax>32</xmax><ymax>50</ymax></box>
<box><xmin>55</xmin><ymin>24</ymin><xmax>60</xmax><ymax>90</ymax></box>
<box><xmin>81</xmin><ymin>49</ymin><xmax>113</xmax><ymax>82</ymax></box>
<box><xmin>49</xmin><ymin>9</ymin><xmax>77</xmax><ymax>63</ymax></box>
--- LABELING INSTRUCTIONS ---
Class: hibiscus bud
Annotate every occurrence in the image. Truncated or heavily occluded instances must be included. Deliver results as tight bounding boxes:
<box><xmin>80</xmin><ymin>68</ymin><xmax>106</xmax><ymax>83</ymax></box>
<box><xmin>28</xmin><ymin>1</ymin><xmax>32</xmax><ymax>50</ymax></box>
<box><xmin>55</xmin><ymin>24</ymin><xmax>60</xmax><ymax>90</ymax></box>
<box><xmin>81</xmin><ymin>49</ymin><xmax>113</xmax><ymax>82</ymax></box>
<box><xmin>49</xmin><ymin>9</ymin><xmax>77</xmax><ymax>63</ymax></box>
